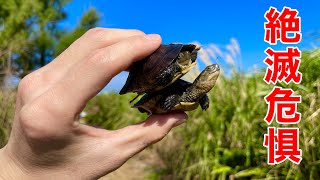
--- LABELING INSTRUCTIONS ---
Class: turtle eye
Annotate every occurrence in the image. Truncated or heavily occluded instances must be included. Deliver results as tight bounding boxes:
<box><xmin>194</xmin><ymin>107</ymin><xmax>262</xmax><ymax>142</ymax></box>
<box><xmin>207</xmin><ymin>66</ymin><xmax>214</xmax><ymax>71</ymax></box>
<box><xmin>177</xmin><ymin>52</ymin><xmax>191</xmax><ymax>66</ymax></box>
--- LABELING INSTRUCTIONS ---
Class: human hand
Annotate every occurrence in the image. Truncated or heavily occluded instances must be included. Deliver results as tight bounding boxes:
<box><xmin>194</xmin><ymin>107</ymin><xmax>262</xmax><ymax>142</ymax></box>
<box><xmin>0</xmin><ymin>28</ymin><xmax>187</xmax><ymax>179</ymax></box>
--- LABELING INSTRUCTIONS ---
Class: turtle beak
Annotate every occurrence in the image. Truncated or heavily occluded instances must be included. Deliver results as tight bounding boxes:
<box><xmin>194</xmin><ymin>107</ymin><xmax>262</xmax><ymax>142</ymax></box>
<box><xmin>207</xmin><ymin>64</ymin><xmax>220</xmax><ymax>73</ymax></box>
<box><xmin>195</xmin><ymin>45</ymin><xmax>201</xmax><ymax>51</ymax></box>
<box><xmin>190</xmin><ymin>48</ymin><xmax>200</xmax><ymax>63</ymax></box>
<box><xmin>212</xmin><ymin>64</ymin><xmax>220</xmax><ymax>72</ymax></box>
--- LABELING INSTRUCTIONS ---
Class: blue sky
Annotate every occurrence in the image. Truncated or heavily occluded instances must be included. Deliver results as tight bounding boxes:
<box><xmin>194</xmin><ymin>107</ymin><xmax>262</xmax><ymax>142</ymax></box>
<box><xmin>60</xmin><ymin>0</ymin><xmax>320</xmax><ymax>91</ymax></box>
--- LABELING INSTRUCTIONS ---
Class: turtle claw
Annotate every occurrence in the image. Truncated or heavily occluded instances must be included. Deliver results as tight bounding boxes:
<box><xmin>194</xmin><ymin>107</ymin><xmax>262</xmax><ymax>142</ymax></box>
<box><xmin>160</xmin><ymin>94</ymin><xmax>180</xmax><ymax>111</ymax></box>
<box><xmin>199</xmin><ymin>95</ymin><xmax>209</xmax><ymax>110</ymax></box>
<box><xmin>161</xmin><ymin>100</ymin><xmax>174</xmax><ymax>111</ymax></box>
<box><xmin>201</xmin><ymin>103</ymin><xmax>209</xmax><ymax>110</ymax></box>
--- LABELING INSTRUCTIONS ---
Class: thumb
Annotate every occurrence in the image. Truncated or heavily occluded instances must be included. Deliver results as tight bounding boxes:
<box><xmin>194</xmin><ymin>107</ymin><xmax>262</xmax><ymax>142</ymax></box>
<box><xmin>112</xmin><ymin>112</ymin><xmax>188</xmax><ymax>157</ymax></box>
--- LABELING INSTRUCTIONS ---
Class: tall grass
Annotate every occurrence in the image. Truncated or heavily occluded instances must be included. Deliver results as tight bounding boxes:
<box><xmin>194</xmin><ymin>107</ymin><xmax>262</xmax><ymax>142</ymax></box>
<box><xmin>84</xmin><ymin>92</ymin><xmax>148</xmax><ymax>129</ymax></box>
<box><xmin>0</xmin><ymin>89</ymin><xmax>16</xmax><ymax>148</ymax></box>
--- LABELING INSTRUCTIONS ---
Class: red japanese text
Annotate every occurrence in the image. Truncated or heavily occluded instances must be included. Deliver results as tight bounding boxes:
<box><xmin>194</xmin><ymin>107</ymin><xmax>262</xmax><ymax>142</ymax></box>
<box><xmin>264</xmin><ymin>7</ymin><xmax>301</xmax><ymax>44</ymax></box>
<box><xmin>264</xmin><ymin>127</ymin><xmax>302</xmax><ymax>164</ymax></box>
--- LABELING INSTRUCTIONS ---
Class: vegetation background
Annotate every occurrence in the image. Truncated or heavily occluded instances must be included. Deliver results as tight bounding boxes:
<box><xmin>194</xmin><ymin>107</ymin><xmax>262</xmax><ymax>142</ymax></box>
<box><xmin>1</xmin><ymin>1</ymin><xmax>319</xmax><ymax>179</ymax></box>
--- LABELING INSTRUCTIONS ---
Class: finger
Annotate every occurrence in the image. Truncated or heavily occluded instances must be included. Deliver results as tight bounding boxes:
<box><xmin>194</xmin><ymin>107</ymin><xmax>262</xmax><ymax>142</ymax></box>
<box><xmin>51</xmin><ymin>34</ymin><xmax>161</xmax><ymax>108</ymax></box>
<box><xmin>111</xmin><ymin>112</ymin><xmax>188</xmax><ymax>157</ymax></box>
<box><xmin>51</xmin><ymin>28</ymin><xmax>146</xmax><ymax>68</ymax></box>
<box><xmin>58</xmin><ymin>112</ymin><xmax>187</xmax><ymax>177</ymax></box>
<box><xmin>19</xmin><ymin>28</ymin><xmax>145</xmax><ymax>103</ymax></box>
<box><xmin>38</xmin><ymin>28</ymin><xmax>146</xmax><ymax>79</ymax></box>
<box><xmin>26</xmin><ymin>34</ymin><xmax>161</xmax><ymax>127</ymax></box>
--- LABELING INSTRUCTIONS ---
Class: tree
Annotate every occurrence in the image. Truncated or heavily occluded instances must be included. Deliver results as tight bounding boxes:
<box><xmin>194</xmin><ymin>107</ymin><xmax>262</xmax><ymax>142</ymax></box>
<box><xmin>54</xmin><ymin>8</ymin><xmax>100</xmax><ymax>56</ymax></box>
<box><xmin>0</xmin><ymin>0</ymin><xmax>100</xmax><ymax>86</ymax></box>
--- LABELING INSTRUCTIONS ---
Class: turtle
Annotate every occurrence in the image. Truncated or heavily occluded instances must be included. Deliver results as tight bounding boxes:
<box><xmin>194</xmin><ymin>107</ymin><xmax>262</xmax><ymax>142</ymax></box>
<box><xmin>132</xmin><ymin>64</ymin><xmax>220</xmax><ymax>114</ymax></box>
<box><xmin>119</xmin><ymin>44</ymin><xmax>200</xmax><ymax>95</ymax></box>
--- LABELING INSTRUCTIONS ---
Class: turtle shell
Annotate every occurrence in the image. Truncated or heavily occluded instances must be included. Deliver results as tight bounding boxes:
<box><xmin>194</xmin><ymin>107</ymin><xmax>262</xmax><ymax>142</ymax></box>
<box><xmin>119</xmin><ymin>44</ymin><xmax>197</xmax><ymax>94</ymax></box>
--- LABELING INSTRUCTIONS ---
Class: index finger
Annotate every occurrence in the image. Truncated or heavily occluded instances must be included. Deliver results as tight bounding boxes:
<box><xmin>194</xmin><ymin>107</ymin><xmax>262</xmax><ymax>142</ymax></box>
<box><xmin>29</xmin><ymin>34</ymin><xmax>161</xmax><ymax>125</ymax></box>
<box><xmin>20</xmin><ymin>28</ymin><xmax>146</xmax><ymax>104</ymax></box>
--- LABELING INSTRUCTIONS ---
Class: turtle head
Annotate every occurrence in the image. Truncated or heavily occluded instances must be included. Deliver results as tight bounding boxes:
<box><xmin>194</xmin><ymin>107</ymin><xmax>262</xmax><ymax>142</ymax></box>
<box><xmin>176</xmin><ymin>45</ymin><xmax>200</xmax><ymax>73</ymax></box>
<box><xmin>195</xmin><ymin>64</ymin><xmax>220</xmax><ymax>91</ymax></box>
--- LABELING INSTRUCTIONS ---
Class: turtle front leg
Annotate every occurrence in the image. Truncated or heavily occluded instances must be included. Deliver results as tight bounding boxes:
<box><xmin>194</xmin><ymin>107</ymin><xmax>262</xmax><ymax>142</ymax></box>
<box><xmin>160</xmin><ymin>94</ymin><xmax>180</xmax><ymax>111</ymax></box>
<box><xmin>199</xmin><ymin>95</ymin><xmax>209</xmax><ymax>110</ymax></box>
<box><xmin>155</xmin><ymin>64</ymin><xmax>176</xmax><ymax>87</ymax></box>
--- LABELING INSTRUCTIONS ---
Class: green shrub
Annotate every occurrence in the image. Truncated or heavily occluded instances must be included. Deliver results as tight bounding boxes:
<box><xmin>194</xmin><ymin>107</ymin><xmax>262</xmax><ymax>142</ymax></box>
<box><xmin>0</xmin><ymin>89</ymin><xmax>16</xmax><ymax>148</ymax></box>
<box><xmin>84</xmin><ymin>92</ymin><xmax>148</xmax><ymax>130</ymax></box>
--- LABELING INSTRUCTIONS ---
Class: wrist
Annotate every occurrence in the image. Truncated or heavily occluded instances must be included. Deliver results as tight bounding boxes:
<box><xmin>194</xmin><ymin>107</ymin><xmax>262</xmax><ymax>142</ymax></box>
<box><xmin>0</xmin><ymin>147</ymin><xmax>28</xmax><ymax>180</ymax></box>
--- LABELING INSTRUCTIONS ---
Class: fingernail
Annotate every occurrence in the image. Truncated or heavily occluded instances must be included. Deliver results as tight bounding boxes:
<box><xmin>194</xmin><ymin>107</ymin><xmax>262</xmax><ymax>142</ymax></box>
<box><xmin>145</xmin><ymin>34</ymin><xmax>161</xmax><ymax>41</ymax></box>
<box><xmin>173</xmin><ymin>113</ymin><xmax>188</xmax><ymax>127</ymax></box>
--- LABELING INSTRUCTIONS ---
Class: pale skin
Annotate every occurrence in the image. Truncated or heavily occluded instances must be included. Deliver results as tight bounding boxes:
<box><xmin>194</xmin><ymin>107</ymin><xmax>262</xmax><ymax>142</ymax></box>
<box><xmin>0</xmin><ymin>28</ymin><xmax>187</xmax><ymax>179</ymax></box>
